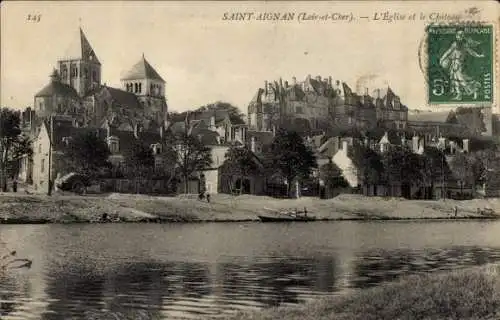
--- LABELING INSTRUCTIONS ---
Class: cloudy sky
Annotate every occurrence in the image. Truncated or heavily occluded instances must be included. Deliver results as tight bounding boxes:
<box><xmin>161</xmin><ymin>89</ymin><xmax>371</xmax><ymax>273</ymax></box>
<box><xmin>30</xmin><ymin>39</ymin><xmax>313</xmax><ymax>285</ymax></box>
<box><xmin>1</xmin><ymin>1</ymin><xmax>497</xmax><ymax>113</ymax></box>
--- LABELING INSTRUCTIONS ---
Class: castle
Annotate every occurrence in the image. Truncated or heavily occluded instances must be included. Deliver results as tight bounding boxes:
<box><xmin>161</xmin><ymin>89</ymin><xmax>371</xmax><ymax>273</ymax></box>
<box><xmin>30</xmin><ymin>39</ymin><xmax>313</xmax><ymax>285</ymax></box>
<box><xmin>247</xmin><ymin>75</ymin><xmax>408</xmax><ymax>133</ymax></box>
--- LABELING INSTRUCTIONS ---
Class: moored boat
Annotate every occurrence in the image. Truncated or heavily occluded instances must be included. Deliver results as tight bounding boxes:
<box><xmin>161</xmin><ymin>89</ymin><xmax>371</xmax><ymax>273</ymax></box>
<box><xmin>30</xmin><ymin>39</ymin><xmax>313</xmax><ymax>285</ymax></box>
<box><xmin>257</xmin><ymin>208</ymin><xmax>316</xmax><ymax>222</ymax></box>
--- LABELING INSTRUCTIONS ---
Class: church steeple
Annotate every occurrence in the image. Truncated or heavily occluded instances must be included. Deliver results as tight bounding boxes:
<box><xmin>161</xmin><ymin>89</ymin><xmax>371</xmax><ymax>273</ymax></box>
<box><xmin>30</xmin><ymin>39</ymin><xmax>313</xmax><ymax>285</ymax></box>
<box><xmin>120</xmin><ymin>55</ymin><xmax>165</xmax><ymax>96</ymax></box>
<box><xmin>57</xmin><ymin>27</ymin><xmax>101</xmax><ymax>97</ymax></box>
<box><xmin>120</xmin><ymin>55</ymin><xmax>168</xmax><ymax>128</ymax></box>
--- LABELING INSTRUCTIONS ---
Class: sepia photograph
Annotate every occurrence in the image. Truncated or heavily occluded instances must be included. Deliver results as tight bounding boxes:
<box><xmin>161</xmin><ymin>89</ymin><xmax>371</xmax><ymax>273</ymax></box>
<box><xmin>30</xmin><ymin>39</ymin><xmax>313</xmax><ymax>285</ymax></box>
<box><xmin>1</xmin><ymin>1</ymin><xmax>499</xmax><ymax>319</ymax></box>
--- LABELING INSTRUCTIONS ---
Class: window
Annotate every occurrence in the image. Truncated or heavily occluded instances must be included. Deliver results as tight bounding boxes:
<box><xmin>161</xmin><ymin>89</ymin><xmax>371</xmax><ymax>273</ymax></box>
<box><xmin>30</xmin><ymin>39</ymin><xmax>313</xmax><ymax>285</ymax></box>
<box><xmin>84</xmin><ymin>68</ymin><xmax>89</xmax><ymax>79</ymax></box>
<box><xmin>39</xmin><ymin>102</ymin><xmax>44</xmax><ymax>111</ymax></box>
<box><xmin>61</xmin><ymin>66</ymin><xmax>68</xmax><ymax>79</ymax></box>
<box><xmin>134</xmin><ymin>83</ymin><xmax>138</xmax><ymax>93</ymax></box>
<box><xmin>38</xmin><ymin>144</ymin><xmax>42</xmax><ymax>153</ymax></box>
<box><xmin>41</xmin><ymin>159</ymin><xmax>45</xmax><ymax>173</ymax></box>
<box><xmin>57</xmin><ymin>104</ymin><xmax>63</xmax><ymax>112</ymax></box>
<box><xmin>138</xmin><ymin>83</ymin><xmax>142</xmax><ymax>94</ymax></box>
<box><xmin>109</xmin><ymin>141</ymin><xmax>119</xmax><ymax>153</ymax></box>
<box><xmin>93</xmin><ymin>71</ymin><xmax>97</xmax><ymax>81</ymax></box>
<box><xmin>154</xmin><ymin>158</ymin><xmax>163</xmax><ymax>171</ymax></box>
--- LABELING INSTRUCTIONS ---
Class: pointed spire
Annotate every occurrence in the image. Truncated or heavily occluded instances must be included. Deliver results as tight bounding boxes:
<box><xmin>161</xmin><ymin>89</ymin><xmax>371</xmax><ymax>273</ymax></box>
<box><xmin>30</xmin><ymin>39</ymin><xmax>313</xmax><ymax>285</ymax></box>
<box><xmin>121</xmin><ymin>55</ymin><xmax>165</xmax><ymax>82</ymax></box>
<box><xmin>61</xmin><ymin>27</ymin><xmax>100</xmax><ymax>64</ymax></box>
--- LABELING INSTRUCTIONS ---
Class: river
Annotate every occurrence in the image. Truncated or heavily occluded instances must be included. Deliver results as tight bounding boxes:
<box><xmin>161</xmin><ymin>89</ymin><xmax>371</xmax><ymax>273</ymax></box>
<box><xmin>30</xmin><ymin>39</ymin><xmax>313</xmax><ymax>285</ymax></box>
<box><xmin>2</xmin><ymin>221</ymin><xmax>500</xmax><ymax>319</ymax></box>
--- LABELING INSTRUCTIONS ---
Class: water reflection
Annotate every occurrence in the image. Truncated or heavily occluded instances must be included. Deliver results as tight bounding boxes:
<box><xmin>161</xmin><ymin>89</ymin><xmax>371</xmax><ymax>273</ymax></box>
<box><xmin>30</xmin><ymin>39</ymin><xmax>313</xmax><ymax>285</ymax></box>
<box><xmin>0</xmin><ymin>272</ymin><xmax>31</xmax><ymax>319</ymax></box>
<box><xmin>36</xmin><ymin>256</ymin><xmax>335</xmax><ymax>319</ymax></box>
<box><xmin>352</xmin><ymin>246</ymin><xmax>500</xmax><ymax>288</ymax></box>
<box><xmin>2</xmin><ymin>222</ymin><xmax>500</xmax><ymax>319</ymax></box>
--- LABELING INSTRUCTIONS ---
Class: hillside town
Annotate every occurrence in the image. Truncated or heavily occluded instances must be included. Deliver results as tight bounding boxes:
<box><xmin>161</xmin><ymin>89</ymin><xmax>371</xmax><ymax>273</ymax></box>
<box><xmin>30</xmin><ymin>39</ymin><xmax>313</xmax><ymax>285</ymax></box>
<box><xmin>1</xmin><ymin>27</ymin><xmax>500</xmax><ymax>202</ymax></box>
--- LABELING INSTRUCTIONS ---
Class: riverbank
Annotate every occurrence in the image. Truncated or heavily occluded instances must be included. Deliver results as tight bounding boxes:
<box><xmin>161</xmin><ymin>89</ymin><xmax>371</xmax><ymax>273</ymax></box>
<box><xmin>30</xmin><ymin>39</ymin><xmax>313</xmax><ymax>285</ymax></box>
<box><xmin>222</xmin><ymin>264</ymin><xmax>500</xmax><ymax>320</ymax></box>
<box><xmin>0</xmin><ymin>192</ymin><xmax>499</xmax><ymax>224</ymax></box>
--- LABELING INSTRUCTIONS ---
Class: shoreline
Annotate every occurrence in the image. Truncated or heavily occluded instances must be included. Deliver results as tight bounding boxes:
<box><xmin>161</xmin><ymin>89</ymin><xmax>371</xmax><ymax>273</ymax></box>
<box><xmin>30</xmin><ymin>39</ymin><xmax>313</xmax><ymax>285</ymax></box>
<box><xmin>221</xmin><ymin>264</ymin><xmax>500</xmax><ymax>320</ymax></box>
<box><xmin>2</xmin><ymin>216</ymin><xmax>500</xmax><ymax>225</ymax></box>
<box><xmin>1</xmin><ymin>192</ymin><xmax>499</xmax><ymax>225</ymax></box>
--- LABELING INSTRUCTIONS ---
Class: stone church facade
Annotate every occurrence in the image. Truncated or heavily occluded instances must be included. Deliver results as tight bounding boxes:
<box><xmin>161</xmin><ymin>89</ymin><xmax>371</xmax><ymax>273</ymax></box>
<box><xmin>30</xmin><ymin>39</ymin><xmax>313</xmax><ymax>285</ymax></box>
<box><xmin>20</xmin><ymin>28</ymin><xmax>169</xmax><ymax>190</ymax></box>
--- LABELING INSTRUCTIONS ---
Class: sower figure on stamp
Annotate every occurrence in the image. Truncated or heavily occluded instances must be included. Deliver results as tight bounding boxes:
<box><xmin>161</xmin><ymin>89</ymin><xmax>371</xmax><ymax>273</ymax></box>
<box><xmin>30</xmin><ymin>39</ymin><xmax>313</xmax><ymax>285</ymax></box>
<box><xmin>439</xmin><ymin>30</ymin><xmax>484</xmax><ymax>101</ymax></box>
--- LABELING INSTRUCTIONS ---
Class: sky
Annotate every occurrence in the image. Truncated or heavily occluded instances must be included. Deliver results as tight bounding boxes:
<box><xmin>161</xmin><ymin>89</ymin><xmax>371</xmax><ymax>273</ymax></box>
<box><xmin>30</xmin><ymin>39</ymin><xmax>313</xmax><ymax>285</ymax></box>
<box><xmin>1</xmin><ymin>1</ymin><xmax>498</xmax><ymax>114</ymax></box>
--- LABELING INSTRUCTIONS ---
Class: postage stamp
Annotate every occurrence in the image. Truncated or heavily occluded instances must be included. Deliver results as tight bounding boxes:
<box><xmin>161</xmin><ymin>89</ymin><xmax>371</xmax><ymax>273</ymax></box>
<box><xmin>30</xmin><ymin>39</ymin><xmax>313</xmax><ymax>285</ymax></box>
<box><xmin>427</xmin><ymin>24</ymin><xmax>494</xmax><ymax>104</ymax></box>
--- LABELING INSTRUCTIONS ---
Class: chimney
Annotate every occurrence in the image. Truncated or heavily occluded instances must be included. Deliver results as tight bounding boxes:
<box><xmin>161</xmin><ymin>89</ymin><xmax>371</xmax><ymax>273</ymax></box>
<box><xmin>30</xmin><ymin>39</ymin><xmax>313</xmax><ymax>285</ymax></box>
<box><xmin>328</xmin><ymin>76</ymin><xmax>332</xmax><ymax>86</ymax></box>
<box><xmin>106</xmin><ymin>121</ymin><xmax>111</xmax><ymax>138</ymax></box>
<box><xmin>279</xmin><ymin>78</ymin><xmax>283</xmax><ymax>88</ymax></box>
<box><xmin>412</xmin><ymin>135</ymin><xmax>419</xmax><ymax>153</ymax></box>
<box><xmin>210</xmin><ymin>115</ymin><xmax>215</xmax><ymax>130</ymax></box>
<box><xmin>292</xmin><ymin>77</ymin><xmax>297</xmax><ymax>85</ymax></box>
<box><xmin>264</xmin><ymin>81</ymin><xmax>268</xmax><ymax>95</ymax></box>
<box><xmin>342</xmin><ymin>140</ymin><xmax>348</xmax><ymax>153</ymax></box>
<box><xmin>463</xmin><ymin>138</ymin><xmax>469</xmax><ymax>153</ymax></box>
<box><xmin>316</xmin><ymin>76</ymin><xmax>322</xmax><ymax>82</ymax></box>
<box><xmin>306</xmin><ymin>74</ymin><xmax>311</xmax><ymax>82</ymax></box>
<box><xmin>134</xmin><ymin>123</ymin><xmax>140</xmax><ymax>139</ymax></box>
<box><xmin>365</xmin><ymin>87</ymin><xmax>369</xmax><ymax>96</ymax></box>
<box><xmin>251</xmin><ymin>136</ymin><xmax>256</xmax><ymax>153</ymax></box>
<box><xmin>376</xmin><ymin>89</ymin><xmax>381</xmax><ymax>99</ymax></box>
<box><xmin>160</xmin><ymin>124</ymin><xmax>165</xmax><ymax>139</ymax></box>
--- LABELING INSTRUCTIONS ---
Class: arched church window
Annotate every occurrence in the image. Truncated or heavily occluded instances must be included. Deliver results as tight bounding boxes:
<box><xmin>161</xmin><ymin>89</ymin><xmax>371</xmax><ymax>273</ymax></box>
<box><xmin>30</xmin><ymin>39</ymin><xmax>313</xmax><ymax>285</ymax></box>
<box><xmin>138</xmin><ymin>83</ymin><xmax>142</xmax><ymax>94</ymax></box>
<box><xmin>134</xmin><ymin>83</ymin><xmax>138</xmax><ymax>93</ymax></box>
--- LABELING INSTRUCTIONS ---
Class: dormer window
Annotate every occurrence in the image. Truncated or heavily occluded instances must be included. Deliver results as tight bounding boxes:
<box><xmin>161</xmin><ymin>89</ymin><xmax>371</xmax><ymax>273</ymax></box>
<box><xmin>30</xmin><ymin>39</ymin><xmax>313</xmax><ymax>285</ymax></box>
<box><xmin>62</xmin><ymin>137</ymin><xmax>73</xmax><ymax>146</ymax></box>
<box><xmin>150</xmin><ymin>143</ymin><xmax>162</xmax><ymax>155</ymax></box>
<box><xmin>107</xmin><ymin>136</ymin><xmax>119</xmax><ymax>153</ymax></box>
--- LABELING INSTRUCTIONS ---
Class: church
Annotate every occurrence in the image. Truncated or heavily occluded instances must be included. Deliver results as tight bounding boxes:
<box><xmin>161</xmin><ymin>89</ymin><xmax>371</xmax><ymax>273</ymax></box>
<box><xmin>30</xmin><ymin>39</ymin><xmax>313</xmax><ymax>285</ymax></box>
<box><xmin>19</xmin><ymin>28</ymin><xmax>169</xmax><ymax>190</ymax></box>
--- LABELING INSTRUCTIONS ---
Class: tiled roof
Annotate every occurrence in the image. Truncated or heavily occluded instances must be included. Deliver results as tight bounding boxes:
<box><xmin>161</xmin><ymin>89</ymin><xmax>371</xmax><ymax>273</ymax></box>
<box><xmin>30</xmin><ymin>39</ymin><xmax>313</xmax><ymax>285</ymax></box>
<box><xmin>247</xmin><ymin>130</ymin><xmax>274</xmax><ymax>146</ymax></box>
<box><xmin>408</xmin><ymin>111</ymin><xmax>450</xmax><ymax>123</ymax></box>
<box><xmin>104</xmin><ymin>86</ymin><xmax>142</xmax><ymax>109</ymax></box>
<box><xmin>60</xmin><ymin>28</ymin><xmax>100</xmax><ymax>64</ymax></box>
<box><xmin>121</xmin><ymin>56</ymin><xmax>165</xmax><ymax>82</ymax></box>
<box><xmin>35</xmin><ymin>80</ymin><xmax>79</xmax><ymax>98</ymax></box>
<box><xmin>47</xmin><ymin>121</ymin><xmax>107</xmax><ymax>151</ymax></box>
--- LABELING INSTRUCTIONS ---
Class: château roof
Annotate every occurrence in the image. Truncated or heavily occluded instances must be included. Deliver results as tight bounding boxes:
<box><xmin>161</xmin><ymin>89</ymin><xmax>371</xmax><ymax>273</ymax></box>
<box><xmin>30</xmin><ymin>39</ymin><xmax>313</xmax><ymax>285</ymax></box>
<box><xmin>60</xmin><ymin>28</ymin><xmax>100</xmax><ymax>64</ymax></box>
<box><xmin>121</xmin><ymin>55</ymin><xmax>165</xmax><ymax>82</ymax></box>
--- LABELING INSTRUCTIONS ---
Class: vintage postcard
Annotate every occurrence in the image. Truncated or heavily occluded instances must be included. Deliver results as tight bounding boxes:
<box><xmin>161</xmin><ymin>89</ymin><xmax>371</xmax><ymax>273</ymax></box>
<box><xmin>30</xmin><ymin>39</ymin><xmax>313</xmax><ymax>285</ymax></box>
<box><xmin>1</xmin><ymin>1</ymin><xmax>500</xmax><ymax>320</ymax></box>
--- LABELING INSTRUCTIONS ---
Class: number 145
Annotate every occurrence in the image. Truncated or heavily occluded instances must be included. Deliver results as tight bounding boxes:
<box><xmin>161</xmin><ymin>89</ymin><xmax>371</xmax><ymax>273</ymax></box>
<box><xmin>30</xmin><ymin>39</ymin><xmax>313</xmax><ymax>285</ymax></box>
<box><xmin>27</xmin><ymin>14</ymin><xmax>41</xmax><ymax>22</ymax></box>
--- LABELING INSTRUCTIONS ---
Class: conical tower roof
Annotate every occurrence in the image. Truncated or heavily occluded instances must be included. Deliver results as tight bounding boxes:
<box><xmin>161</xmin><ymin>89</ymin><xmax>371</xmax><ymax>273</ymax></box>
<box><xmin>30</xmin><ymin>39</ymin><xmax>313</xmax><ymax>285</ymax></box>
<box><xmin>61</xmin><ymin>28</ymin><xmax>100</xmax><ymax>64</ymax></box>
<box><xmin>121</xmin><ymin>54</ymin><xmax>165</xmax><ymax>82</ymax></box>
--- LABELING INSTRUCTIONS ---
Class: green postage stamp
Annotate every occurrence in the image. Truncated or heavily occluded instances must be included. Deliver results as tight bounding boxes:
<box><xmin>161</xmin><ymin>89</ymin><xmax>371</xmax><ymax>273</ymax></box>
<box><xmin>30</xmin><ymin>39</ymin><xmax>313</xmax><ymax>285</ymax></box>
<box><xmin>427</xmin><ymin>25</ymin><xmax>493</xmax><ymax>104</ymax></box>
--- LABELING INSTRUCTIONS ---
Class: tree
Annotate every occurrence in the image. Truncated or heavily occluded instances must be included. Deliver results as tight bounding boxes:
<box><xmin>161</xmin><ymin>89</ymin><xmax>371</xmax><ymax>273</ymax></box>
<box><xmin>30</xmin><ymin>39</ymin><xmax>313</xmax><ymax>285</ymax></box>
<box><xmin>6</xmin><ymin>134</ymin><xmax>33</xmax><ymax>179</ymax></box>
<box><xmin>266</xmin><ymin>129</ymin><xmax>317</xmax><ymax>197</ymax></box>
<box><xmin>319</xmin><ymin>160</ymin><xmax>349</xmax><ymax>196</ymax></box>
<box><xmin>0</xmin><ymin>108</ymin><xmax>32</xmax><ymax>191</ymax></box>
<box><xmin>195</xmin><ymin>101</ymin><xmax>245</xmax><ymax>123</ymax></box>
<box><xmin>449</xmin><ymin>152</ymin><xmax>475</xmax><ymax>195</ymax></box>
<box><xmin>163</xmin><ymin>128</ymin><xmax>212</xmax><ymax>194</ymax></box>
<box><xmin>381</xmin><ymin>147</ymin><xmax>423</xmax><ymax>197</ymax></box>
<box><xmin>63</xmin><ymin>131</ymin><xmax>111</xmax><ymax>179</ymax></box>
<box><xmin>350</xmin><ymin>143</ymin><xmax>385</xmax><ymax>187</ymax></box>
<box><xmin>222</xmin><ymin>146</ymin><xmax>261</xmax><ymax>194</ymax></box>
<box><xmin>124</xmin><ymin>141</ymin><xmax>155</xmax><ymax>179</ymax></box>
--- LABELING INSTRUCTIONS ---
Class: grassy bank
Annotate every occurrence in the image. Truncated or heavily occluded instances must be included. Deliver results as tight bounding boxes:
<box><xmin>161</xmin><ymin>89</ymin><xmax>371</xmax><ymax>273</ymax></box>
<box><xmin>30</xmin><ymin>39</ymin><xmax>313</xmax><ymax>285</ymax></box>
<box><xmin>0</xmin><ymin>192</ymin><xmax>499</xmax><ymax>224</ymax></box>
<box><xmin>222</xmin><ymin>265</ymin><xmax>500</xmax><ymax>320</ymax></box>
